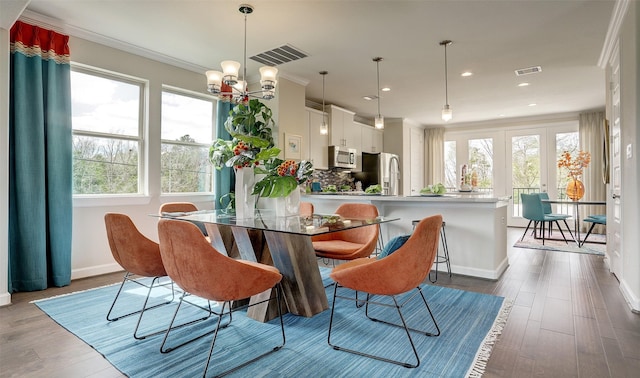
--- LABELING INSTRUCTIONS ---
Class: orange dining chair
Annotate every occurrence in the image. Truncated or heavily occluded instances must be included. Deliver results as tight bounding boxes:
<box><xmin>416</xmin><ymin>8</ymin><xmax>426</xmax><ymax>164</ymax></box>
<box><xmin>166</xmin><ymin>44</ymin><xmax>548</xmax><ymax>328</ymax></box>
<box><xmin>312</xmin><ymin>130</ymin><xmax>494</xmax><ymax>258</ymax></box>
<box><xmin>157</xmin><ymin>218</ymin><xmax>285</xmax><ymax>377</ymax></box>
<box><xmin>327</xmin><ymin>214</ymin><xmax>442</xmax><ymax>368</ymax></box>
<box><xmin>311</xmin><ymin>203</ymin><xmax>379</xmax><ymax>262</ymax></box>
<box><xmin>159</xmin><ymin>202</ymin><xmax>209</xmax><ymax>237</ymax></box>
<box><xmin>299</xmin><ymin>201</ymin><xmax>314</xmax><ymax>218</ymax></box>
<box><xmin>159</xmin><ymin>202</ymin><xmax>198</xmax><ymax>214</ymax></box>
<box><xmin>104</xmin><ymin>213</ymin><xmax>174</xmax><ymax>339</ymax></box>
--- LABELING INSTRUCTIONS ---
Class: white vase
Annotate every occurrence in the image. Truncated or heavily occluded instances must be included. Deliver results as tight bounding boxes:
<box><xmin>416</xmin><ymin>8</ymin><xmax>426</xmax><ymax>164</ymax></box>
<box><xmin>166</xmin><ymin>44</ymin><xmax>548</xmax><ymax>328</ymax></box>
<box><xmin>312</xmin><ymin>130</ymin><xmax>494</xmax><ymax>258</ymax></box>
<box><xmin>277</xmin><ymin>187</ymin><xmax>301</xmax><ymax>218</ymax></box>
<box><xmin>257</xmin><ymin>186</ymin><xmax>301</xmax><ymax>217</ymax></box>
<box><xmin>234</xmin><ymin>167</ymin><xmax>257</xmax><ymax>219</ymax></box>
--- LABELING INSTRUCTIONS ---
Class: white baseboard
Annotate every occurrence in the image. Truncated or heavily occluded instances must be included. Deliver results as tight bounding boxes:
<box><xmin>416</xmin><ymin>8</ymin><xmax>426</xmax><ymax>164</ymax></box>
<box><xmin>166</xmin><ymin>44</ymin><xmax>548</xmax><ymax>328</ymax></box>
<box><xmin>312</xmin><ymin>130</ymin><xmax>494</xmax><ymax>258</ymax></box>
<box><xmin>619</xmin><ymin>278</ymin><xmax>640</xmax><ymax>313</ymax></box>
<box><xmin>0</xmin><ymin>292</ymin><xmax>11</xmax><ymax>306</ymax></box>
<box><xmin>71</xmin><ymin>263</ymin><xmax>122</xmax><ymax>280</ymax></box>
<box><xmin>451</xmin><ymin>256</ymin><xmax>509</xmax><ymax>281</ymax></box>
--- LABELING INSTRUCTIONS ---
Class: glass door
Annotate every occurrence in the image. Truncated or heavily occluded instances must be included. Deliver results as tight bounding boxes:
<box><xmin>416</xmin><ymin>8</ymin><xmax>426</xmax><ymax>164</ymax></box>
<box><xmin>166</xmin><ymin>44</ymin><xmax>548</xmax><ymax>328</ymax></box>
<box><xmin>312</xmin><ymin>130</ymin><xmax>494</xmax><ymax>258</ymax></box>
<box><xmin>506</xmin><ymin>124</ymin><xmax>578</xmax><ymax>227</ymax></box>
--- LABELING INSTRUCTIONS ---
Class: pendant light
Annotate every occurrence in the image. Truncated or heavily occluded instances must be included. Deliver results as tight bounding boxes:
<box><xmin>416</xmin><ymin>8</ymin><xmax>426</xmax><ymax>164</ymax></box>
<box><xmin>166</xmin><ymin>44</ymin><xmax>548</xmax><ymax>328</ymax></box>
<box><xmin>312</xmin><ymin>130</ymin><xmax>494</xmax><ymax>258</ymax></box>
<box><xmin>205</xmin><ymin>4</ymin><xmax>278</xmax><ymax>102</ymax></box>
<box><xmin>373</xmin><ymin>57</ymin><xmax>384</xmax><ymax>129</ymax></box>
<box><xmin>319</xmin><ymin>71</ymin><xmax>329</xmax><ymax>135</ymax></box>
<box><xmin>440</xmin><ymin>40</ymin><xmax>453</xmax><ymax>122</ymax></box>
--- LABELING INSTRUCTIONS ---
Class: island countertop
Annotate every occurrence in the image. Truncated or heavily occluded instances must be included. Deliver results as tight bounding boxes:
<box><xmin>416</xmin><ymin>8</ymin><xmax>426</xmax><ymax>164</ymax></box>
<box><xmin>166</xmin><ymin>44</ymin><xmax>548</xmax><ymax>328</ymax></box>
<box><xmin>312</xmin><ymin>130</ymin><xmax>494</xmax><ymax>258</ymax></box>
<box><xmin>303</xmin><ymin>192</ymin><xmax>510</xmax><ymax>280</ymax></box>
<box><xmin>303</xmin><ymin>193</ymin><xmax>511</xmax><ymax>205</ymax></box>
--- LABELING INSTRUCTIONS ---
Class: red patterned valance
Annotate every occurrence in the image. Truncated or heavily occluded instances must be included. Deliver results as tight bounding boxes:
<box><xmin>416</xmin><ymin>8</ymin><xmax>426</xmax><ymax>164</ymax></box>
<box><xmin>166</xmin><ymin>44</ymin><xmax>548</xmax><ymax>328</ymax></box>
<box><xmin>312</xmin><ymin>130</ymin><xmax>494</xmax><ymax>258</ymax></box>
<box><xmin>10</xmin><ymin>20</ymin><xmax>70</xmax><ymax>64</ymax></box>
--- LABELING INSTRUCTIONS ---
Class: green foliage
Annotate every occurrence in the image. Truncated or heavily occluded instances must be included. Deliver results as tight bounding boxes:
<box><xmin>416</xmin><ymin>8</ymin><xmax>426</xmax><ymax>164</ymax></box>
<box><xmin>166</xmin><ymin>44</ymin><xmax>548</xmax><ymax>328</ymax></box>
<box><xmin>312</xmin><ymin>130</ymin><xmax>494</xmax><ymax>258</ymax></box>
<box><xmin>253</xmin><ymin>159</ymin><xmax>314</xmax><ymax>198</ymax></box>
<box><xmin>209</xmin><ymin>99</ymin><xmax>279</xmax><ymax>170</ymax></box>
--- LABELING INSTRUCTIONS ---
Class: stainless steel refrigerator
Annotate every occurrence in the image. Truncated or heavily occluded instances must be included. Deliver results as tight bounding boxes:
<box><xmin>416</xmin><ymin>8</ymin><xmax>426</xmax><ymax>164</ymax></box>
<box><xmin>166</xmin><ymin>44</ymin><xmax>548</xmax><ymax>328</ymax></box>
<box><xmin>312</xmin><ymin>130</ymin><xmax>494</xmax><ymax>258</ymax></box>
<box><xmin>354</xmin><ymin>152</ymin><xmax>401</xmax><ymax>195</ymax></box>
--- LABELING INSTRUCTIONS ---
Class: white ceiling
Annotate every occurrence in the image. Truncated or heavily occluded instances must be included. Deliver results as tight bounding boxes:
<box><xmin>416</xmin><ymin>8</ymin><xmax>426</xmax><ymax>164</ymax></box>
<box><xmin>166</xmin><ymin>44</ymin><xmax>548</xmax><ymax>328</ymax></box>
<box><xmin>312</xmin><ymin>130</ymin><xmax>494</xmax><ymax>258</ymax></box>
<box><xmin>23</xmin><ymin>0</ymin><xmax>615</xmax><ymax>127</ymax></box>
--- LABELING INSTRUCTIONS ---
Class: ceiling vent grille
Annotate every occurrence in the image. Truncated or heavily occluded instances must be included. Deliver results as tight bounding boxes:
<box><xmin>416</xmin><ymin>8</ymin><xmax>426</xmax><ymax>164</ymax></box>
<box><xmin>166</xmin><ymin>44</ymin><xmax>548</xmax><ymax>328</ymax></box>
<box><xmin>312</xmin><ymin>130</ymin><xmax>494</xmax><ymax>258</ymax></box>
<box><xmin>515</xmin><ymin>66</ymin><xmax>542</xmax><ymax>76</ymax></box>
<box><xmin>250</xmin><ymin>44</ymin><xmax>308</xmax><ymax>66</ymax></box>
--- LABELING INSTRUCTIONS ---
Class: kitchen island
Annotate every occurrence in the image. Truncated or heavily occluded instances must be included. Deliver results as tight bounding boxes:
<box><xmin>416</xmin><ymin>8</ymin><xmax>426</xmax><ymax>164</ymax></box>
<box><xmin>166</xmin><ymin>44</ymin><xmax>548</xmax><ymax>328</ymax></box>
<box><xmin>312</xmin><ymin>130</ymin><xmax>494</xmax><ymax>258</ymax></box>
<box><xmin>303</xmin><ymin>193</ymin><xmax>511</xmax><ymax>280</ymax></box>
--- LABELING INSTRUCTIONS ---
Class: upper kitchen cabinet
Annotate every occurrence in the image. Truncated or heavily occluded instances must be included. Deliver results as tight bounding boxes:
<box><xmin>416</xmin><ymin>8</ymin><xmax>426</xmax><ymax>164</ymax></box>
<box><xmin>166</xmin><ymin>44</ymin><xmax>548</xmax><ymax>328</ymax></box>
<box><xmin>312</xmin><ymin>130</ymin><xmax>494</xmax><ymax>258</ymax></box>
<box><xmin>360</xmin><ymin>124</ymin><xmax>383</xmax><ymax>153</ymax></box>
<box><xmin>329</xmin><ymin>105</ymin><xmax>359</xmax><ymax>149</ymax></box>
<box><xmin>306</xmin><ymin>107</ymin><xmax>329</xmax><ymax>169</ymax></box>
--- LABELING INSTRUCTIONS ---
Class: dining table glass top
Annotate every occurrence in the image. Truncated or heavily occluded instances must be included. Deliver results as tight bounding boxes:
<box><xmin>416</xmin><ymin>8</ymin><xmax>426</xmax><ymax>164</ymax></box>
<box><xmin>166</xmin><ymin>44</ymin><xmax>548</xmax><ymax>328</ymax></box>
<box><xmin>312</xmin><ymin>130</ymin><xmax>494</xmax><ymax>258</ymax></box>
<box><xmin>160</xmin><ymin>209</ymin><xmax>399</xmax><ymax>236</ymax></box>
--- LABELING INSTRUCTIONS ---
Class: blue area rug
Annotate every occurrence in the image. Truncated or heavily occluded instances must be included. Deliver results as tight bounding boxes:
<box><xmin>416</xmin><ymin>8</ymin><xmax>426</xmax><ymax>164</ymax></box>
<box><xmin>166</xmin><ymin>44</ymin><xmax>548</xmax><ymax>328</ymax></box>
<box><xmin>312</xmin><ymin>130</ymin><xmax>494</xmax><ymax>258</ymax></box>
<box><xmin>33</xmin><ymin>268</ymin><xmax>511</xmax><ymax>377</ymax></box>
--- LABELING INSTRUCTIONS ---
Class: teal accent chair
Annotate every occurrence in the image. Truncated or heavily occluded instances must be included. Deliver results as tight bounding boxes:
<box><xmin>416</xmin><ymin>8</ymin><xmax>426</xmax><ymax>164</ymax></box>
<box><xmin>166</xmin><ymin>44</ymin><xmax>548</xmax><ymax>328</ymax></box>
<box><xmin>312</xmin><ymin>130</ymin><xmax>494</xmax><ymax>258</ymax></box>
<box><xmin>537</xmin><ymin>192</ymin><xmax>573</xmax><ymax>237</ymax></box>
<box><xmin>582</xmin><ymin>215</ymin><xmax>606</xmax><ymax>247</ymax></box>
<box><xmin>520</xmin><ymin>193</ymin><xmax>574</xmax><ymax>245</ymax></box>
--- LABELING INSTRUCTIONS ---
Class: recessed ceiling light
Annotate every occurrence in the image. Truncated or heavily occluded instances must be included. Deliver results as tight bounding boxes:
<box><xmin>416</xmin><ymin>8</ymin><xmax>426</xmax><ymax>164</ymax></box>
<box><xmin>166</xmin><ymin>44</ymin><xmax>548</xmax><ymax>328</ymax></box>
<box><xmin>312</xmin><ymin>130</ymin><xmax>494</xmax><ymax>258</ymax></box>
<box><xmin>499</xmin><ymin>114</ymin><xmax>505</xmax><ymax>117</ymax></box>
<box><xmin>518</xmin><ymin>82</ymin><xmax>530</xmax><ymax>87</ymax></box>
<box><xmin>528</xmin><ymin>103</ymin><xmax>537</xmax><ymax>107</ymax></box>
<box><xmin>363</xmin><ymin>95</ymin><xmax>374</xmax><ymax>101</ymax></box>
<box><xmin>461</xmin><ymin>72</ymin><xmax>473</xmax><ymax>77</ymax></box>
<box><xmin>381</xmin><ymin>87</ymin><xmax>391</xmax><ymax>92</ymax></box>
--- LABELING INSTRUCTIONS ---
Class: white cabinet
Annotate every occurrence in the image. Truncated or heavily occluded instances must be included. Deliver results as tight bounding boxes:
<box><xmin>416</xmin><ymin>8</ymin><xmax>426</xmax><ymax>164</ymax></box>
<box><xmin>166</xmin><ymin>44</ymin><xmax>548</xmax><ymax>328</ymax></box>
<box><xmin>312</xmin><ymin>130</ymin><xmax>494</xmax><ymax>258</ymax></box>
<box><xmin>305</xmin><ymin>107</ymin><xmax>329</xmax><ymax>169</ymax></box>
<box><xmin>361</xmin><ymin>125</ymin><xmax>383</xmax><ymax>153</ymax></box>
<box><xmin>329</xmin><ymin>105</ymin><xmax>357</xmax><ymax>148</ymax></box>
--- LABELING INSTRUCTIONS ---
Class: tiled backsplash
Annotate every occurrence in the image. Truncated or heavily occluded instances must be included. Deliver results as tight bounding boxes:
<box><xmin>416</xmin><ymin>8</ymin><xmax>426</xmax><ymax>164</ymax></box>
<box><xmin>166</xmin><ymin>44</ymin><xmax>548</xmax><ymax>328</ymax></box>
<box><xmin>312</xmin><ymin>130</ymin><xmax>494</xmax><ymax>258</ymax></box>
<box><xmin>309</xmin><ymin>169</ymin><xmax>354</xmax><ymax>191</ymax></box>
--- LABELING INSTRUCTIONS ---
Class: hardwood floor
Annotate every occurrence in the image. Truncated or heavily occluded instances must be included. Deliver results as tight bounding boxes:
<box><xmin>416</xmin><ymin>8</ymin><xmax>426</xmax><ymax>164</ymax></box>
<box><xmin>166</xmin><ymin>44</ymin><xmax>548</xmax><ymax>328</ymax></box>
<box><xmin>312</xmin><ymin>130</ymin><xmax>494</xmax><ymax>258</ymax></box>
<box><xmin>1</xmin><ymin>228</ymin><xmax>638</xmax><ymax>377</ymax></box>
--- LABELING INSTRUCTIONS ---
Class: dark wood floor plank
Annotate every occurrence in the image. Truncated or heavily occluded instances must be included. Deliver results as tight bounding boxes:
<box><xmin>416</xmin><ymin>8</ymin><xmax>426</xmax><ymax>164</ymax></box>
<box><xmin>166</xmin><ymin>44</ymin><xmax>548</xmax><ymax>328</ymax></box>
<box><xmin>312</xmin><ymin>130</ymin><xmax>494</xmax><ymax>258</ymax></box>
<box><xmin>533</xmin><ymin>329</ymin><xmax>578</xmax><ymax>377</ymax></box>
<box><xmin>541</xmin><ymin>297</ymin><xmax>575</xmax><ymax>335</ymax></box>
<box><xmin>574</xmin><ymin>315</ymin><xmax>611</xmax><ymax>378</ymax></box>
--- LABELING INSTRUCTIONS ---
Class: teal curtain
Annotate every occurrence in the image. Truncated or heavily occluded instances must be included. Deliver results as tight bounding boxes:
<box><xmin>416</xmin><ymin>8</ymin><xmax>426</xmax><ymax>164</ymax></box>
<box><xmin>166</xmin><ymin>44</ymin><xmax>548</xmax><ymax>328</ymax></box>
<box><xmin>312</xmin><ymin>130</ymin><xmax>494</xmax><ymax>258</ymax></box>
<box><xmin>214</xmin><ymin>101</ymin><xmax>233</xmax><ymax>208</ymax></box>
<box><xmin>8</xmin><ymin>21</ymin><xmax>73</xmax><ymax>291</ymax></box>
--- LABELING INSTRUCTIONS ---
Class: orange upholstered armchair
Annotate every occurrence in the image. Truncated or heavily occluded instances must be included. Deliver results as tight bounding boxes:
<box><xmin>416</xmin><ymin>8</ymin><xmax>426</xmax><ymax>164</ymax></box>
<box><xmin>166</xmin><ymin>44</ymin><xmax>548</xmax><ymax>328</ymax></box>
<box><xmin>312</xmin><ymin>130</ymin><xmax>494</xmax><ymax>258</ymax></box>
<box><xmin>157</xmin><ymin>218</ymin><xmax>285</xmax><ymax>377</ymax></box>
<box><xmin>327</xmin><ymin>214</ymin><xmax>442</xmax><ymax>368</ymax></box>
<box><xmin>312</xmin><ymin>203</ymin><xmax>379</xmax><ymax>261</ymax></box>
<box><xmin>104</xmin><ymin>213</ymin><xmax>173</xmax><ymax>339</ymax></box>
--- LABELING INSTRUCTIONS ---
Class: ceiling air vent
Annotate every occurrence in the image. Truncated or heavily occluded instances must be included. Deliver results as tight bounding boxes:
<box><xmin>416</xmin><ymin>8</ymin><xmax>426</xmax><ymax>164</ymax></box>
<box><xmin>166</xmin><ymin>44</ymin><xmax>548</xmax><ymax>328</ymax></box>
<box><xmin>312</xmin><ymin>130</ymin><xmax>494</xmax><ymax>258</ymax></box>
<box><xmin>249</xmin><ymin>44</ymin><xmax>308</xmax><ymax>66</ymax></box>
<box><xmin>515</xmin><ymin>66</ymin><xmax>542</xmax><ymax>76</ymax></box>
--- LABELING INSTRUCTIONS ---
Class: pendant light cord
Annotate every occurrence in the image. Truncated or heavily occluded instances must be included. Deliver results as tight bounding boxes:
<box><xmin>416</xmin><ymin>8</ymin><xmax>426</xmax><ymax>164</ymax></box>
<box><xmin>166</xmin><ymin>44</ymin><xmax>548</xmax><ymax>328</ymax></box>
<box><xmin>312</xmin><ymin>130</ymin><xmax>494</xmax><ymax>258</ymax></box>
<box><xmin>444</xmin><ymin>42</ymin><xmax>449</xmax><ymax>106</ymax></box>
<box><xmin>376</xmin><ymin>59</ymin><xmax>381</xmax><ymax>117</ymax></box>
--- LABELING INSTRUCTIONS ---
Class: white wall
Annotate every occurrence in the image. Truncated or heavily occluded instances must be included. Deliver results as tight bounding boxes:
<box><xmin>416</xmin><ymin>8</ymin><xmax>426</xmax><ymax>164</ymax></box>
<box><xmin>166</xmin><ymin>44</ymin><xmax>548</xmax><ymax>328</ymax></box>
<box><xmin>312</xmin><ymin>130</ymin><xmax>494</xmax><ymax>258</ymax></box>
<box><xmin>618</xmin><ymin>1</ymin><xmax>639</xmax><ymax>311</ymax></box>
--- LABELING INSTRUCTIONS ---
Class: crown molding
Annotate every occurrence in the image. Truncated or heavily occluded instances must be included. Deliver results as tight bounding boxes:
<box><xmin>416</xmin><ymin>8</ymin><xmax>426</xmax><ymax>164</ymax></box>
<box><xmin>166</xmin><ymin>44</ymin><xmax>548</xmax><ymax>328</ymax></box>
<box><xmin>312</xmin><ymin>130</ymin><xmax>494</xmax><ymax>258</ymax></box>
<box><xmin>598</xmin><ymin>0</ymin><xmax>629</xmax><ymax>68</ymax></box>
<box><xmin>20</xmin><ymin>9</ymin><xmax>208</xmax><ymax>74</ymax></box>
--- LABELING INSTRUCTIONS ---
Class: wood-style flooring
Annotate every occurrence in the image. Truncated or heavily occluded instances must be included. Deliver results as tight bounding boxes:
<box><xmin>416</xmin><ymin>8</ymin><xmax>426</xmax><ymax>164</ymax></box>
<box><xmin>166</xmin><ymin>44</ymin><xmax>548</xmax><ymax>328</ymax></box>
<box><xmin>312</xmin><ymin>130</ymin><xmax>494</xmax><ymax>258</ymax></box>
<box><xmin>1</xmin><ymin>228</ymin><xmax>639</xmax><ymax>377</ymax></box>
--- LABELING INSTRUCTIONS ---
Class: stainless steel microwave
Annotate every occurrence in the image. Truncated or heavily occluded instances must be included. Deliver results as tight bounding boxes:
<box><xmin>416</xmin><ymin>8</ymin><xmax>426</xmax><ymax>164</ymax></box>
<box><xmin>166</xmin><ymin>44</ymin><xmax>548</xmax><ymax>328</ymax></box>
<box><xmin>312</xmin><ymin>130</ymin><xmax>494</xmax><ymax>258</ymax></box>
<box><xmin>328</xmin><ymin>146</ymin><xmax>357</xmax><ymax>170</ymax></box>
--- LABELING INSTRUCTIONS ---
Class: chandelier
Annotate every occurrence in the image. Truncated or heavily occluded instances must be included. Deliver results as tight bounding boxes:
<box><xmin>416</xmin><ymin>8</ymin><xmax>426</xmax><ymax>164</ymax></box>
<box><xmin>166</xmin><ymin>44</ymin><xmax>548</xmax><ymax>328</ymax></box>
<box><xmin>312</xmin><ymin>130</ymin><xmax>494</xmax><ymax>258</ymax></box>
<box><xmin>373</xmin><ymin>57</ymin><xmax>384</xmax><ymax>130</ymax></box>
<box><xmin>440</xmin><ymin>40</ymin><xmax>452</xmax><ymax>122</ymax></box>
<box><xmin>205</xmin><ymin>4</ymin><xmax>278</xmax><ymax>102</ymax></box>
<box><xmin>319</xmin><ymin>71</ymin><xmax>329</xmax><ymax>135</ymax></box>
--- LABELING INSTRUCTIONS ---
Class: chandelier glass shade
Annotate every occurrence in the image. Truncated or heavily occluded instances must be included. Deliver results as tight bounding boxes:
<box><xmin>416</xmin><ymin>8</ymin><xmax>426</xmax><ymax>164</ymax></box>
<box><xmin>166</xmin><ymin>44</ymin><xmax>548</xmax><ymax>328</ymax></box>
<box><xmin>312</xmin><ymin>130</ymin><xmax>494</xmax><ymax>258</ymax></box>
<box><xmin>440</xmin><ymin>40</ymin><xmax>452</xmax><ymax>122</ymax></box>
<box><xmin>205</xmin><ymin>4</ymin><xmax>278</xmax><ymax>102</ymax></box>
<box><xmin>319</xmin><ymin>71</ymin><xmax>329</xmax><ymax>135</ymax></box>
<box><xmin>373</xmin><ymin>57</ymin><xmax>384</xmax><ymax>130</ymax></box>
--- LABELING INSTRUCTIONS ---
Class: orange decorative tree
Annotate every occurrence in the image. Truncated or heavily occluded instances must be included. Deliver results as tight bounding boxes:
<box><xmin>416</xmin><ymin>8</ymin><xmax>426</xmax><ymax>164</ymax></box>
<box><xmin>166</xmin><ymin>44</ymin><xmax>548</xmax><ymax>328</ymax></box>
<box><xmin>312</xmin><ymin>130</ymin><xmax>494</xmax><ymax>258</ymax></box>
<box><xmin>558</xmin><ymin>150</ymin><xmax>591</xmax><ymax>201</ymax></box>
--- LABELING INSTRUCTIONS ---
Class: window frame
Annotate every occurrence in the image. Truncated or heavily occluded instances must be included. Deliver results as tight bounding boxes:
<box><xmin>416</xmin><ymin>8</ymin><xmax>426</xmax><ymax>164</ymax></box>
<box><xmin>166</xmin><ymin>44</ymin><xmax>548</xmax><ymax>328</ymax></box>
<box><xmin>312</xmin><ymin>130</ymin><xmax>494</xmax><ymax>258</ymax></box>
<box><xmin>160</xmin><ymin>85</ymin><xmax>217</xmax><ymax>195</ymax></box>
<box><xmin>70</xmin><ymin>63</ymin><xmax>148</xmax><ymax>198</ymax></box>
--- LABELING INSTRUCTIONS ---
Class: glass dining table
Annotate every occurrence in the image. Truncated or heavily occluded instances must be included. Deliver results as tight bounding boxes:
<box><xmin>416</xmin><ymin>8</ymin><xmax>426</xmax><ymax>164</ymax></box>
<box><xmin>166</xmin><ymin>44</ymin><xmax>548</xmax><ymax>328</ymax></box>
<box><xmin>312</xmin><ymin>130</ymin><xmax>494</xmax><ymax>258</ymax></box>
<box><xmin>540</xmin><ymin>199</ymin><xmax>606</xmax><ymax>246</ymax></box>
<box><xmin>159</xmin><ymin>209</ymin><xmax>399</xmax><ymax>322</ymax></box>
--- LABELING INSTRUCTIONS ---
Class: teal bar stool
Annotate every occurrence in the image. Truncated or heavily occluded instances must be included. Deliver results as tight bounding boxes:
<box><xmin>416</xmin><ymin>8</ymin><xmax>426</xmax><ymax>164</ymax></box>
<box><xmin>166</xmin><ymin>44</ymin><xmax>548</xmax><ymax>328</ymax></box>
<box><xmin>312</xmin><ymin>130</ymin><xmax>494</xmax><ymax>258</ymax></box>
<box><xmin>413</xmin><ymin>219</ymin><xmax>451</xmax><ymax>283</ymax></box>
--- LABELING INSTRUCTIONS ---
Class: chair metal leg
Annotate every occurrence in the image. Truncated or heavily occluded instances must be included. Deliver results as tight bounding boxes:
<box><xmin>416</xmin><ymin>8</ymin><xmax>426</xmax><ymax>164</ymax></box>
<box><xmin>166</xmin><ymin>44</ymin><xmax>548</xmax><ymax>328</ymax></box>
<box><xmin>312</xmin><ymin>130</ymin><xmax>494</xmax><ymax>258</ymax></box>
<box><xmin>429</xmin><ymin>224</ymin><xmax>451</xmax><ymax>283</ymax></box>
<box><xmin>107</xmin><ymin>272</ymin><xmax>174</xmax><ymax>323</ymax></box>
<box><xmin>521</xmin><ymin>220</ymin><xmax>533</xmax><ymax>241</ymax></box>
<box><xmin>552</xmin><ymin>220</ymin><xmax>570</xmax><ymax>244</ymax></box>
<box><xmin>580</xmin><ymin>222</ymin><xmax>598</xmax><ymax>247</ymax></box>
<box><xmin>202</xmin><ymin>283</ymin><xmax>286</xmax><ymax>377</ymax></box>
<box><xmin>160</xmin><ymin>295</ymin><xmax>226</xmax><ymax>354</ymax></box>
<box><xmin>327</xmin><ymin>284</ymin><xmax>439</xmax><ymax>368</ymax></box>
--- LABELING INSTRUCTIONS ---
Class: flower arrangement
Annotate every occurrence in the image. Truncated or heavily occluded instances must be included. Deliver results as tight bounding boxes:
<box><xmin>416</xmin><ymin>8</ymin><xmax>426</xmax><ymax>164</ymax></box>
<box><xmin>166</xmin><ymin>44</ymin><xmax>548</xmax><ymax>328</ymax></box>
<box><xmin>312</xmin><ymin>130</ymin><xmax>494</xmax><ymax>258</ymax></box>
<box><xmin>209</xmin><ymin>99</ymin><xmax>313</xmax><ymax>198</ymax></box>
<box><xmin>254</xmin><ymin>158</ymin><xmax>314</xmax><ymax>198</ymax></box>
<box><xmin>209</xmin><ymin>99</ymin><xmax>280</xmax><ymax>169</ymax></box>
<box><xmin>557</xmin><ymin>150</ymin><xmax>591</xmax><ymax>180</ymax></box>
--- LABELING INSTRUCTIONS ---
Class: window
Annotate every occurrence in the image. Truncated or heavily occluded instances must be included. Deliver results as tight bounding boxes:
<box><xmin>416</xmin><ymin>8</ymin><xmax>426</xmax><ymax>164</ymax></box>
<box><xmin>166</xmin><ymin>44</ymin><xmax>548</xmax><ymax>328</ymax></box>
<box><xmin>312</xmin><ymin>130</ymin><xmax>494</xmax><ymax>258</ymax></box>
<box><xmin>469</xmin><ymin>138</ymin><xmax>493</xmax><ymax>191</ymax></box>
<box><xmin>71</xmin><ymin>67</ymin><xmax>144</xmax><ymax>194</ymax></box>
<box><xmin>444</xmin><ymin>141</ymin><xmax>457</xmax><ymax>190</ymax></box>
<box><xmin>161</xmin><ymin>89</ymin><xmax>215</xmax><ymax>193</ymax></box>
